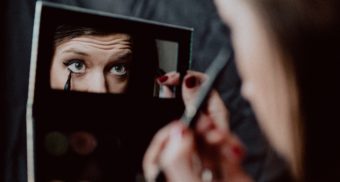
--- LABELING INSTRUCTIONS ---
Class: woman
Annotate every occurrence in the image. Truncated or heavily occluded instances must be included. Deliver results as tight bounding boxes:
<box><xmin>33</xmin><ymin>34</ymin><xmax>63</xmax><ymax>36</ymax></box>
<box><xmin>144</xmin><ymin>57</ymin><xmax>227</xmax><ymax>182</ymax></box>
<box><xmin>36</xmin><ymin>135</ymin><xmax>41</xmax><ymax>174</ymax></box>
<box><xmin>51</xmin><ymin>25</ymin><xmax>134</xmax><ymax>93</ymax></box>
<box><xmin>144</xmin><ymin>0</ymin><xmax>339</xmax><ymax>181</ymax></box>
<box><xmin>50</xmin><ymin>25</ymin><xmax>159</xmax><ymax>96</ymax></box>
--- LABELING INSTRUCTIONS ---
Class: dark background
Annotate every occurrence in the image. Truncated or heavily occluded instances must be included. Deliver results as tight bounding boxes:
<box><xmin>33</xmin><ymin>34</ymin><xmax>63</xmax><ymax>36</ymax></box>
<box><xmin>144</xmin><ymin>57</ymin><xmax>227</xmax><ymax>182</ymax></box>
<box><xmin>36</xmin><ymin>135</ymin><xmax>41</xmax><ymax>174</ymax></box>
<box><xmin>0</xmin><ymin>0</ymin><xmax>290</xmax><ymax>181</ymax></box>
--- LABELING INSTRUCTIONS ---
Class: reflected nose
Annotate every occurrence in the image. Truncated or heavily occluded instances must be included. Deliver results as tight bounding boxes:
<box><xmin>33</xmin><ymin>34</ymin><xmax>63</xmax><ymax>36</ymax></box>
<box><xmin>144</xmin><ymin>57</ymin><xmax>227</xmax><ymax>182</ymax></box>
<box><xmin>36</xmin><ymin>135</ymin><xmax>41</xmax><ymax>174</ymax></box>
<box><xmin>87</xmin><ymin>71</ymin><xmax>107</xmax><ymax>93</ymax></box>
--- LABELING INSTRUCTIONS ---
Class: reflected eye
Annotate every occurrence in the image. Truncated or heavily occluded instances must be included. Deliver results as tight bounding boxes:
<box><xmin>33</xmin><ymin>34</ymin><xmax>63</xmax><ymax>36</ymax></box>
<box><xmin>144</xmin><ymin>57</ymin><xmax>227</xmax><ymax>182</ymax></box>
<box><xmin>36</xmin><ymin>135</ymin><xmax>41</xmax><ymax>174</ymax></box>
<box><xmin>110</xmin><ymin>64</ymin><xmax>128</xmax><ymax>76</ymax></box>
<box><xmin>64</xmin><ymin>59</ymin><xmax>86</xmax><ymax>73</ymax></box>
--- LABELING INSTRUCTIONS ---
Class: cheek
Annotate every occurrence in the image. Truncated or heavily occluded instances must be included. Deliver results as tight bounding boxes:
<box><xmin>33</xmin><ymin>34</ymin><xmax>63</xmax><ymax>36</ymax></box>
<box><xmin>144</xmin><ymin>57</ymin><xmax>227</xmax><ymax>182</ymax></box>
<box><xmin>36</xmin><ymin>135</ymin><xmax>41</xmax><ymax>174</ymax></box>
<box><xmin>234</xmin><ymin>29</ymin><xmax>295</xmax><ymax>155</ymax></box>
<box><xmin>232</xmin><ymin>31</ymin><xmax>261</xmax><ymax>101</ymax></box>
<box><xmin>232</xmin><ymin>20</ymin><xmax>276</xmax><ymax>101</ymax></box>
<box><xmin>235</xmin><ymin>31</ymin><xmax>280</xmax><ymax>115</ymax></box>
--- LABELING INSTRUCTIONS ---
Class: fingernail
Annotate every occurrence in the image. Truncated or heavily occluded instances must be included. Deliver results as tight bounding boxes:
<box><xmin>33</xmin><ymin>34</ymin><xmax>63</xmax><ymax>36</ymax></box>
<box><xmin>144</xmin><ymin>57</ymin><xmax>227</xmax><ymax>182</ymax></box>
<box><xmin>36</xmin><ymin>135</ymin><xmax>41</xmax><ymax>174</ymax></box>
<box><xmin>158</xmin><ymin>75</ymin><xmax>168</xmax><ymax>83</ymax></box>
<box><xmin>180</xmin><ymin>126</ymin><xmax>187</xmax><ymax>136</ymax></box>
<box><xmin>185</xmin><ymin>76</ymin><xmax>196</xmax><ymax>88</ymax></box>
<box><xmin>231</xmin><ymin>145</ymin><xmax>243</xmax><ymax>159</ymax></box>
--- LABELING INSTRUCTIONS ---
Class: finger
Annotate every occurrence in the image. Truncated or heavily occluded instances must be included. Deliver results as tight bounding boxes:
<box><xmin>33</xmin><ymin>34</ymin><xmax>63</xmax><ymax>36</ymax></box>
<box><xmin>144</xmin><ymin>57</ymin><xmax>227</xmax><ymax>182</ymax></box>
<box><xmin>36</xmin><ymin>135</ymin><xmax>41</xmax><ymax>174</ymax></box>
<box><xmin>159</xmin><ymin>123</ymin><xmax>202</xmax><ymax>182</ymax></box>
<box><xmin>143</xmin><ymin>121</ymin><xmax>180</xmax><ymax>181</ymax></box>
<box><xmin>205</xmin><ymin>90</ymin><xmax>229</xmax><ymax>131</ymax></box>
<box><xmin>196</xmin><ymin>114</ymin><xmax>215</xmax><ymax>135</ymax></box>
<box><xmin>199</xmin><ymin>127</ymin><xmax>245</xmax><ymax>162</ymax></box>
<box><xmin>193</xmin><ymin>94</ymin><xmax>229</xmax><ymax>144</ymax></box>
<box><xmin>156</xmin><ymin>71</ymin><xmax>180</xmax><ymax>86</ymax></box>
<box><xmin>198</xmin><ymin>130</ymin><xmax>248</xmax><ymax>181</ymax></box>
<box><xmin>224</xmin><ymin>133</ymin><xmax>246</xmax><ymax>164</ymax></box>
<box><xmin>156</xmin><ymin>72</ymin><xmax>179</xmax><ymax>98</ymax></box>
<box><xmin>195</xmin><ymin>117</ymin><xmax>226</xmax><ymax>170</ymax></box>
<box><xmin>218</xmin><ymin>133</ymin><xmax>248</xmax><ymax>180</ymax></box>
<box><xmin>159</xmin><ymin>85</ymin><xmax>175</xmax><ymax>98</ymax></box>
<box><xmin>182</xmin><ymin>71</ymin><xmax>206</xmax><ymax>106</ymax></box>
<box><xmin>182</xmin><ymin>71</ymin><xmax>228</xmax><ymax>131</ymax></box>
<box><xmin>161</xmin><ymin>123</ymin><xmax>193</xmax><ymax>167</ymax></box>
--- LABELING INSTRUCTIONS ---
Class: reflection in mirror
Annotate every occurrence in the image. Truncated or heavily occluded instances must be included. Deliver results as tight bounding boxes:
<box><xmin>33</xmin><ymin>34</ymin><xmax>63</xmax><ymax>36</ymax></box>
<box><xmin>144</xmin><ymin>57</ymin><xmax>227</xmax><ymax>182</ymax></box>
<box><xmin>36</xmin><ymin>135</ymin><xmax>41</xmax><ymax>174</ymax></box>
<box><xmin>153</xmin><ymin>40</ymin><xmax>178</xmax><ymax>98</ymax></box>
<box><xmin>50</xmin><ymin>25</ymin><xmax>134</xmax><ymax>94</ymax></box>
<box><xmin>50</xmin><ymin>25</ymin><xmax>180</xmax><ymax>98</ymax></box>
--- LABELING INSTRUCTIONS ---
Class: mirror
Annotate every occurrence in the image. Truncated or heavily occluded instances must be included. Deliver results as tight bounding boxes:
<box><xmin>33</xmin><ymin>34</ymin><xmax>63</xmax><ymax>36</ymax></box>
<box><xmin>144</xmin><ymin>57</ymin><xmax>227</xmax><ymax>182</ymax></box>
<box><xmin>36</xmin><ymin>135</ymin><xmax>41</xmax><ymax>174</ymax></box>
<box><xmin>50</xmin><ymin>25</ymin><xmax>179</xmax><ymax>98</ymax></box>
<box><xmin>27</xmin><ymin>1</ymin><xmax>192</xmax><ymax>181</ymax></box>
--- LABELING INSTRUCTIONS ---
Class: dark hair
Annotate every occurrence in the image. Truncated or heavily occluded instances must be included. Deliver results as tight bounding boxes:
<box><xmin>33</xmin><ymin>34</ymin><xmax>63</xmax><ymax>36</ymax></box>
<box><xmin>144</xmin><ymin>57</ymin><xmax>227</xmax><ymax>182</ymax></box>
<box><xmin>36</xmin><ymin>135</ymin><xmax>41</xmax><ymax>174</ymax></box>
<box><xmin>251</xmin><ymin>0</ymin><xmax>340</xmax><ymax>181</ymax></box>
<box><xmin>53</xmin><ymin>25</ymin><xmax>159</xmax><ymax>96</ymax></box>
<box><xmin>54</xmin><ymin>25</ymin><xmax>120</xmax><ymax>45</ymax></box>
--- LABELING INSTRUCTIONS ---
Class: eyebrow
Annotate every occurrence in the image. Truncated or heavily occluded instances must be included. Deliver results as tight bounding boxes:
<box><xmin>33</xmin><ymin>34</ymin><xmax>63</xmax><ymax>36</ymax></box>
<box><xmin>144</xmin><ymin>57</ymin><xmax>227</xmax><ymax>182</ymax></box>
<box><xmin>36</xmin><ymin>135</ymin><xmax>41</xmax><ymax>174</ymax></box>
<box><xmin>62</xmin><ymin>48</ymin><xmax>89</xmax><ymax>56</ymax></box>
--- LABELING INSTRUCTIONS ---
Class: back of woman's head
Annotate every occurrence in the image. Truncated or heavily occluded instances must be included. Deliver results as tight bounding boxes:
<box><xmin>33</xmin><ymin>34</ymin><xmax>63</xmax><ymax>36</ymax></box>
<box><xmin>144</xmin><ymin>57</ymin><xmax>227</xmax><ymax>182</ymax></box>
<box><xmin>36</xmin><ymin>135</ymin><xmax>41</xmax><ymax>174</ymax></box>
<box><xmin>251</xmin><ymin>0</ymin><xmax>340</xmax><ymax>180</ymax></box>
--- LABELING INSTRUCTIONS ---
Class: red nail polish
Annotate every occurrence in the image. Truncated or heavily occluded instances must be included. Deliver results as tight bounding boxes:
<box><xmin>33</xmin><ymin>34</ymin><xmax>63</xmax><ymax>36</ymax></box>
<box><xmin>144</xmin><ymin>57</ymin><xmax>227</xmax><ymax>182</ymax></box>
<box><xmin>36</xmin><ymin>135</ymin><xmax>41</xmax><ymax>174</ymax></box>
<box><xmin>185</xmin><ymin>76</ymin><xmax>196</xmax><ymax>88</ymax></box>
<box><xmin>179</xmin><ymin>125</ymin><xmax>186</xmax><ymax>136</ymax></box>
<box><xmin>232</xmin><ymin>145</ymin><xmax>243</xmax><ymax>158</ymax></box>
<box><xmin>158</xmin><ymin>75</ymin><xmax>168</xmax><ymax>83</ymax></box>
<box><xmin>173</xmin><ymin>122</ymin><xmax>187</xmax><ymax>136</ymax></box>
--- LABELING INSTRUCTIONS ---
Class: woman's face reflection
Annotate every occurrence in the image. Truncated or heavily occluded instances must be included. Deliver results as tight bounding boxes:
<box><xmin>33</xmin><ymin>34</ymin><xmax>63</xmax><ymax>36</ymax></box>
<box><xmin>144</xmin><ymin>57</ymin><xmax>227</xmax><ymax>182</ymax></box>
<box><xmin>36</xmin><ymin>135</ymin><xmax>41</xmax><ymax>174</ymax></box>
<box><xmin>50</xmin><ymin>33</ymin><xmax>133</xmax><ymax>93</ymax></box>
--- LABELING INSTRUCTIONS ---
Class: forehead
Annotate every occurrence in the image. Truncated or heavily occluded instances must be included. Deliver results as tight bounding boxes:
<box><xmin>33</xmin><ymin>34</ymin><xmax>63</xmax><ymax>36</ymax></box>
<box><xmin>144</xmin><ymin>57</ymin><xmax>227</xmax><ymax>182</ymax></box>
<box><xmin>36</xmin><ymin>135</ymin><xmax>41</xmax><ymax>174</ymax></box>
<box><xmin>55</xmin><ymin>33</ymin><xmax>134</xmax><ymax>54</ymax></box>
<box><xmin>55</xmin><ymin>33</ymin><xmax>133</xmax><ymax>48</ymax></box>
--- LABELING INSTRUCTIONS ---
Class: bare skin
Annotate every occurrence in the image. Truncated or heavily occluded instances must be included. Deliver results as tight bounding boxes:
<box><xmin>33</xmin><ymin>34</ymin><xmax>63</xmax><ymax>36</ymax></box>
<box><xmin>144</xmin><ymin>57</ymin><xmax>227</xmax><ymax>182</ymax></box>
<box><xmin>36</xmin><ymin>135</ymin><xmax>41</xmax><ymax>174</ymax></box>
<box><xmin>144</xmin><ymin>72</ymin><xmax>252</xmax><ymax>182</ymax></box>
<box><xmin>144</xmin><ymin>0</ymin><xmax>302</xmax><ymax>180</ymax></box>
<box><xmin>51</xmin><ymin>33</ymin><xmax>133</xmax><ymax>93</ymax></box>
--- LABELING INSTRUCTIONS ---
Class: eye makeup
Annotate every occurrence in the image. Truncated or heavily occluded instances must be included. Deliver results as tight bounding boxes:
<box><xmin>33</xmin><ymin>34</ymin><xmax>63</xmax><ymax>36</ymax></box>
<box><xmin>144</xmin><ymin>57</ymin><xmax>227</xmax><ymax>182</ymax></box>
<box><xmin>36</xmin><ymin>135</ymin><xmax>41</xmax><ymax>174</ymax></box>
<box><xmin>63</xmin><ymin>59</ymin><xmax>86</xmax><ymax>74</ymax></box>
<box><xmin>108</xmin><ymin>63</ymin><xmax>129</xmax><ymax>77</ymax></box>
<box><xmin>64</xmin><ymin>71</ymin><xmax>72</xmax><ymax>91</ymax></box>
<box><xmin>63</xmin><ymin>59</ymin><xmax>87</xmax><ymax>91</ymax></box>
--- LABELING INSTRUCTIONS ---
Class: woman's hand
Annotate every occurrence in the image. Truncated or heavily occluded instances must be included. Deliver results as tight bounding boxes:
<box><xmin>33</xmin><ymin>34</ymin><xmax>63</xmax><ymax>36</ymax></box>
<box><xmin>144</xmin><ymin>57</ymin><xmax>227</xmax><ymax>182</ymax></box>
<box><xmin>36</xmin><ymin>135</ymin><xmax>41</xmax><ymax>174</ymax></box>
<box><xmin>144</xmin><ymin>71</ymin><xmax>252</xmax><ymax>182</ymax></box>
<box><xmin>156</xmin><ymin>71</ymin><xmax>180</xmax><ymax>98</ymax></box>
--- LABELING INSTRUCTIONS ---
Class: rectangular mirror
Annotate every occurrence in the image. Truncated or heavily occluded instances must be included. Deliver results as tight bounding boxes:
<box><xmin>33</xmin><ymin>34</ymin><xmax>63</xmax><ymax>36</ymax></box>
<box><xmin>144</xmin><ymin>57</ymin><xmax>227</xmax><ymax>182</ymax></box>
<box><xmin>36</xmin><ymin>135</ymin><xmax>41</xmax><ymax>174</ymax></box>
<box><xmin>27</xmin><ymin>1</ymin><xmax>192</xmax><ymax>181</ymax></box>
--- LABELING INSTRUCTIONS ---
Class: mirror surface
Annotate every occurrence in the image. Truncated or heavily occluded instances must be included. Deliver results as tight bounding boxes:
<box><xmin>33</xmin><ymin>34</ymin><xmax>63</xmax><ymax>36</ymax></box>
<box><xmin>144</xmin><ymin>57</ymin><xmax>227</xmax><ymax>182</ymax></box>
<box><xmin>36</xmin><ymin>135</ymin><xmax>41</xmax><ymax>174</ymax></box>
<box><xmin>50</xmin><ymin>26</ymin><xmax>179</xmax><ymax>98</ymax></box>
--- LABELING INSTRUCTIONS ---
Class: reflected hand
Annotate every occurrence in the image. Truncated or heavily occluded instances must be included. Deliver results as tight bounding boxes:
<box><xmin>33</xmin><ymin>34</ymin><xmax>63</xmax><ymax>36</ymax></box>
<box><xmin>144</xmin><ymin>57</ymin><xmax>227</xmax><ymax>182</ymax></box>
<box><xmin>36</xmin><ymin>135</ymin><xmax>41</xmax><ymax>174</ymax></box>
<box><xmin>144</xmin><ymin>71</ymin><xmax>252</xmax><ymax>182</ymax></box>
<box><xmin>156</xmin><ymin>71</ymin><xmax>180</xmax><ymax>98</ymax></box>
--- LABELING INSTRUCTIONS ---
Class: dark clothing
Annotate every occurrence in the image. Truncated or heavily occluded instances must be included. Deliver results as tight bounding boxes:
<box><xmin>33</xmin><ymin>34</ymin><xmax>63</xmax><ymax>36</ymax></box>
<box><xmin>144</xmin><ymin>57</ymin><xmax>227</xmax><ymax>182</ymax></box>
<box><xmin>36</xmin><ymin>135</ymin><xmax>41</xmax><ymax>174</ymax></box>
<box><xmin>0</xmin><ymin>0</ymin><xmax>290</xmax><ymax>181</ymax></box>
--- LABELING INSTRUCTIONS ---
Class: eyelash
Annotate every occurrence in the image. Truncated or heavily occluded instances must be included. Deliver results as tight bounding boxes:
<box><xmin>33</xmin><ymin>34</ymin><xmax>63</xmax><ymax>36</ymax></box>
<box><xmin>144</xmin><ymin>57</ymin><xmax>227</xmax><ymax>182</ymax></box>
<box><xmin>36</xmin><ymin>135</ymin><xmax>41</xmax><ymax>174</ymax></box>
<box><xmin>107</xmin><ymin>63</ymin><xmax>129</xmax><ymax>77</ymax></box>
<box><xmin>63</xmin><ymin>59</ymin><xmax>86</xmax><ymax>74</ymax></box>
<box><xmin>63</xmin><ymin>59</ymin><xmax>129</xmax><ymax>77</ymax></box>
